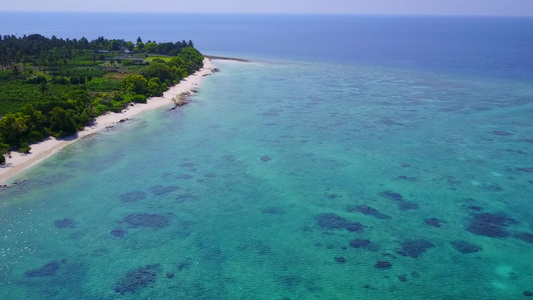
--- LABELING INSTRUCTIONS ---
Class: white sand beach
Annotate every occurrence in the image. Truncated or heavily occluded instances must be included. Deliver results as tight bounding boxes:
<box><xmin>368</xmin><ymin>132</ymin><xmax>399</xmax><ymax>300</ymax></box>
<box><xmin>0</xmin><ymin>58</ymin><xmax>214</xmax><ymax>185</ymax></box>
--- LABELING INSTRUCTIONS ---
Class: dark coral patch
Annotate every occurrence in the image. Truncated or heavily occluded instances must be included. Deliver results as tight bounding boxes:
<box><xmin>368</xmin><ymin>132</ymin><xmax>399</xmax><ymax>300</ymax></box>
<box><xmin>375</xmin><ymin>261</ymin><xmax>392</xmax><ymax>269</ymax></box>
<box><xmin>119</xmin><ymin>191</ymin><xmax>147</xmax><ymax>203</ymax></box>
<box><xmin>123</xmin><ymin>213</ymin><xmax>170</xmax><ymax>229</ymax></box>
<box><xmin>425</xmin><ymin>218</ymin><xmax>446</xmax><ymax>228</ymax></box>
<box><xmin>178</xmin><ymin>161</ymin><xmax>196</xmax><ymax>168</ymax></box>
<box><xmin>316</xmin><ymin>213</ymin><xmax>364</xmax><ymax>232</ymax></box>
<box><xmin>349</xmin><ymin>239</ymin><xmax>371</xmax><ymax>248</ymax></box>
<box><xmin>176</xmin><ymin>194</ymin><xmax>198</xmax><ymax>203</ymax></box>
<box><xmin>260</xmin><ymin>156</ymin><xmax>272</xmax><ymax>162</ymax></box>
<box><xmin>513</xmin><ymin>232</ymin><xmax>533</xmax><ymax>244</ymax></box>
<box><xmin>524</xmin><ymin>291</ymin><xmax>533</xmax><ymax>297</ymax></box>
<box><xmin>111</xmin><ymin>228</ymin><xmax>126</xmax><ymax>237</ymax></box>
<box><xmin>398</xmin><ymin>275</ymin><xmax>408</xmax><ymax>282</ymax></box>
<box><xmin>519</xmin><ymin>139</ymin><xmax>533</xmax><ymax>144</ymax></box>
<box><xmin>176</xmin><ymin>174</ymin><xmax>194</xmax><ymax>179</ymax></box>
<box><xmin>398</xmin><ymin>201</ymin><xmax>419</xmax><ymax>211</ymax></box>
<box><xmin>204</xmin><ymin>173</ymin><xmax>217</xmax><ymax>178</ymax></box>
<box><xmin>25</xmin><ymin>261</ymin><xmax>61</xmax><ymax>277</ymax></box>
<box><xmin>53</xmin><ymin>218</ymin><xmax>75</xmax><ymax>229</ymax></box>
<box><xmin>378</xmin><ymin>190</ymin><xmax>419</xmax><ymax>211</ymax></box>
<box><xmin>398</xmin><ymin>175</ymin><xmax>417</xmax><ymax>182</ymax></box>
<box><xmin>166</xmin><ymin>272</ymin><xmax>175</xmax><ymax>278</ymax></box>
<box><xmin>334</xmin><ymin>257</ymin><xmax>346</xmax><ymax>263</ymax></box>
<box><xmin>149</xmin><ymin>185</ymin><xmax>179</xmax><ymax>195</ymax></box>
<box><xmin>347</xmin><ymin>205</ymin><xmax>391</xmax><ymax>220</ymax></box>
<box><xmin>492</xmin><ymin>131</ymin><xmax>513</xmax><ymax>136</ymax></box>
<box><xmin>114</xmin><ymin>264</ymin><xmax>159</xmax><ymax>295</ymax></box>
<box><xmin>466</xmin><ymin>213</ymin><xmax>517</xmax><ymax>238</ymax></box>
<box><xmin>397</xmin><ymin>239</ymin><xmax>435</xmax><ymax>258</ymax></box>
<box><xmin>516</xmin><ymin>167</ymin><xmax>533</xmax><ymax>173</ymax></box>
<box><xmin>467</xmin><ymin>205</ymin><xmax>483</xmax><ymax>211</ymax></box>
<box><xmin>450</xmin><ymin>240</ymin><xmax>482</xmax><ymax>254</ymax></box>
<box><xmin>378</xmin><ymin>190</ymin><xmax>404</xmax><ymax>202</ymax></box>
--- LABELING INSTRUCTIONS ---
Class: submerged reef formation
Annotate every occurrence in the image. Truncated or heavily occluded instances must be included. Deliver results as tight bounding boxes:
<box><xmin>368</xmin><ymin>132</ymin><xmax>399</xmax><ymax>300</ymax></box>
<box><xmin>466</xmin><ymin>213</ymin><xmax>518</xmax><ymax>238</ymax></box>
<box><xmin>53</xmin><ymin>218</ymin><xmax>76</xmax><ymax>228</ymax></box>
<box><xmin>449</xmin><ymin>240</ymin><xmax>482</xmax><ymax>254</ymax></box>
<box><xmin>513</xmin><ymin>232</ymin><xmax>533</xmax><ymax>244</ymax></box>
<box><xmin>425</xmin><ymin>218</ymin><xmax>446</xmax><ymax>228</ymax></box>
<box><xmin>260</xmin><ymin>156</ymin><xmax>272</xmax><ymax>162</ymax></box>
<box><xmin>396</xmin><ymin>239</ymin><xmax>435</xmax><ymax>258</ymax></box>
<box><xmin>316</xmin><ymin>213</ymin><xmax>364</xmax><ymax>232</ymax></box>
<box><xmin>149</xmin><ymin>185</ymin><xmax>179</xmax><ymax>195</ymax></box>
<box><xmin>349</xmin><ymin>239</ymin><xmax>379</xmax><ymax>251</ymax></box>
<box><xmin>110</xmin><ymin>228</ymin><xmax>126</xmax><ymax>237</ymax></box>
<box><xmin>123</xmin><ymin>213</ymin><xmax>170</xmax><ymax>229</ymax></box>
<box><xmin>378</xmin><ymin>190</ymin><xmax>419</xmax><ymax>211</ymax></box>
<box><xmin>25</xmin><ymin>261</ymin><xmax>61</xmax><ymax>277</ymax></box>
<box><xmin>119</xmin><ymin>191</ymin><xmax>147</xmax><ymax>203</ymax></box>
<box><xmin>347</xmin><ymin>205</ymin><xmax>391</xmax><ymax>220</ymax></box>
<box><xmin>114</xmin><ymin>264</ymin><xmax>159</xmax><ymax>294</ymax></box>
<box><xmin>375</xmin><ymin>261</ymin><xmax>392</xmax><ymax>269</ymax></box>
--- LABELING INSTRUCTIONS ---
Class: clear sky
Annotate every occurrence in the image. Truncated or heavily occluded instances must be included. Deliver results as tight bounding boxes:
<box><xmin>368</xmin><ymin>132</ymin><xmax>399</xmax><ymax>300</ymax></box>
<box><xmin>2</xmin><ymin>0</ymin><xmax>533</xmax><ymax>16</ymax></box>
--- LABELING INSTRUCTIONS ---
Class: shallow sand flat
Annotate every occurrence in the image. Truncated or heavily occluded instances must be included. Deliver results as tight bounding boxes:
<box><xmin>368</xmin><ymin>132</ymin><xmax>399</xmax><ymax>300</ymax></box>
<box><xmin>0</xmin><ymin>59</ymin><xmax>214</xmax><ymax>185</ymax></box>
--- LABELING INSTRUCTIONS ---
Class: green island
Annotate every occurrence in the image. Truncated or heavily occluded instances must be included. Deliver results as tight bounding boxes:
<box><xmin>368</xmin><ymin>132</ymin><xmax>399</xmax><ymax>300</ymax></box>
<box><xmin>0</xmin><ymin>34</ymin><xmax>204</xmax><ymax>164</ymax></box>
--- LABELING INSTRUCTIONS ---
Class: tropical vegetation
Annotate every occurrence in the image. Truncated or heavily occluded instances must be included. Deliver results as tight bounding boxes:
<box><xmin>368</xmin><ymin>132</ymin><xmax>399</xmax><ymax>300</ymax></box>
<box><xmin>0</xmin><ymin>34</ymin><xmax>204</xmax><ymax>164</ymax></box>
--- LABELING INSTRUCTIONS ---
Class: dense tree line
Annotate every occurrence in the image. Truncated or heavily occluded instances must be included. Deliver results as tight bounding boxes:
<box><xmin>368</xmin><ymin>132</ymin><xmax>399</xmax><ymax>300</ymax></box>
<box><xmin>0</xmin><ymin>34</ymin><xmax>195</xmax><ymax>67</ymax></box>
<box><xmin>0</xmin><ymin>34</ymin><xmax>204</xmax><ymax>164</ymax></box>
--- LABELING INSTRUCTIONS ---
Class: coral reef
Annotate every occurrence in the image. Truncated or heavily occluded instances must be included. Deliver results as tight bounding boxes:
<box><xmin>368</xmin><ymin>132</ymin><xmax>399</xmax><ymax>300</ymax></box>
<box><xmin>347</xmin><ymin>205</ymin><xmax>391</xmax><ymax>220</ymax></box>
<box><xmin>466</xmin><ymin>213</ymin><xmax>517</xmax><ymax>238</ymax></box>
<box><xmin>25</xmin><ymin>261</ymin><xmax>61</xmax><ymax>277</ymax></box>
<box><xmin>378</xmin><ymin>190</ymin><xmax>419</xmax><ymax>211</ymax></box>
<box><xmin>119</xmin><ymin>191</ymin><xmax>147</xmax><ymax>203</ymax></box>
<box><xmin>513</xmin><ymin>232</ymin><xmax>533</xmax><ymax>244</ymax></box>
<box><xmin>334</xmin><ymin>257</ymin><xmax>346</xmax><ymax>263</ymax></box>
<box><xmin>123</xmin><ymin>213</ymin><xmax>170</xmax><ymax>229</ymax></box>
<box><xmin>425</xmin><ymin>218</ymin><xmax>446</xmax><ymax>228</ymax></box>
<box><xmin>149</xmin><ymin>185</ymin><xmax>179</xmax><ymax>195</ymax></box>
<box><xmin>114</xmin><ymin>264</ymin><xmax>159</xmax><ymax>295</ymax></box>
<box><xmin>449</xmin><ymin>240</ymin><xmax>482</xmax><ymax>254</ymax></box>
<box><xmin>316</xmin><ymin>213</ymin><xmax>364</xmax><ymax>232</ymax></box>
<box><xmin>110</xmin><ymin>228</ymin><xmax>126</xmax><ymax>237</ymax></box>
<box><xmin>375</xmin><ymin>261</ymin><xmax>392</xmax><ymax>269</ymax></box>
<box><xmin>396</xmin><ymin>239</ymin><xmax>435</xmax><ymax>258</ymax></box>
<box><xmin>53</xmin><ymin>218</ymin><xmax>75</xmax><ymax>228</ymax></box>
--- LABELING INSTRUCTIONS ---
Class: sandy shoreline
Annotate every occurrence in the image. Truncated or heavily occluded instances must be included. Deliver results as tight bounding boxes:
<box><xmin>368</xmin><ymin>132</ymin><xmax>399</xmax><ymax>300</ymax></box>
<box><xmin>0</xmin><ymin>58</ymin><xmax>215</xmax><ymax>185</ymax></box>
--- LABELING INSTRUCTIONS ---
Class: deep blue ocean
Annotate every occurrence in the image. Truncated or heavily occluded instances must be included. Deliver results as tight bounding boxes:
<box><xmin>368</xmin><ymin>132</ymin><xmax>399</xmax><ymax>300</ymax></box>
<box><xmin>0</xmin><ymin>12</ymin><xmax>533</xmax><ymax>299</ymax></box>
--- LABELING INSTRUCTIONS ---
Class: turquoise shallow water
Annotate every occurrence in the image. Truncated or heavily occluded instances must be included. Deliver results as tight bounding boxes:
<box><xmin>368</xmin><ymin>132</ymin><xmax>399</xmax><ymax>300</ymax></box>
<box><xmin>1</xmin><ymin>59</ymin><xmax>532</xmax><ymax>299</ymax></box>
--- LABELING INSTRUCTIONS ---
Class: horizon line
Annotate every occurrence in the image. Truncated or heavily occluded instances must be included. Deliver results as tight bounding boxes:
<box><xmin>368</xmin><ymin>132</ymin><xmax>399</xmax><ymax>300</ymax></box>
<box><xmin>1</xmin><ymin>11</ymin><xmax>533</xmax><ymax>18</ymax></box>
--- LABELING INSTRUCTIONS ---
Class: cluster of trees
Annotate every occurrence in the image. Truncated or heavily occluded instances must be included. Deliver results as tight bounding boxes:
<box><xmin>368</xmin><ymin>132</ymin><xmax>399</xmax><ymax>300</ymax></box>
<box><xmin>0</xmin><ymin>34</ymin><xmax>204</xmax><ymax>164</ymax></box>
<box><xmin>0</xmin><ymin>34</ymin><xmax>195</xmax><ymax>67</ymax></box>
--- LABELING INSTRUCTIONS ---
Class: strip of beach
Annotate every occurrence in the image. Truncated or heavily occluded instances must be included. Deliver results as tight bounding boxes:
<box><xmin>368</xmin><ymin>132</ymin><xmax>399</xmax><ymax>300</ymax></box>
<box><xmin>0</xmin><ymin>58</ymin><xmax>215</xmax><ymax>186</ymax></box>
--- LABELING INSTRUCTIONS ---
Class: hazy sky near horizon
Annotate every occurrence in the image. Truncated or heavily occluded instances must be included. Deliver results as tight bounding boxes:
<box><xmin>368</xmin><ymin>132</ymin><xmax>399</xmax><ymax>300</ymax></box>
<box><xmin>2</xmin><ymin>0</ymin><xmax>533</xmax><ymax>16</ymax></box>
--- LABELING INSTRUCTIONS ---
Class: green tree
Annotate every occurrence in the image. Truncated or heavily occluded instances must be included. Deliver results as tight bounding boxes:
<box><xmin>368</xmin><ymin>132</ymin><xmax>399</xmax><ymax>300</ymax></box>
<box><xmin>0</xmin><ymin>112</ymin><xmax>29</xmax><ymax>145</ymax></box>
<box><xmin>0</xmin><ymin>137</ymin><xmax>8</xmax><ymax>164</ymax></box>
<box><xmin>40</xmin><ymin>81</ymin><xmax>49</xmax><ymax>95</ymax></box>
<box><xmin>144</xmin><ymin>42</ymin><xmax>158</xmax><ymax>54</ymax></box>
<box><xmin>148</xmin><ymin>78</ymin><xmax>163</xmax><ymax>96</ymax></box>
<box><xmin>141</xmin><ymin>62</ymin><xmax>173</xmax><ymax>82</ymax></box>
<box><xmin>108</xmin><ymin>40</ymin><xmax>120</xmax><ymax>51</ymax></box>
<box><xmin>49</xmin><ymin>107</ymin><xmax>77</xmax><ymax>137</ymax></box>
<box><xmin>122</xmin><ymin>75</ymin><xmax>148</xmax><ymax>95</ymax></box>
